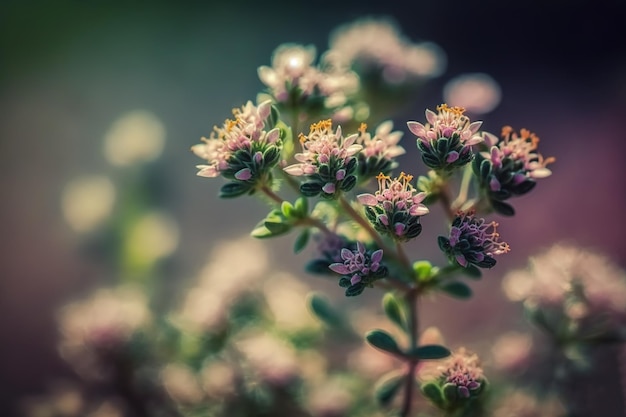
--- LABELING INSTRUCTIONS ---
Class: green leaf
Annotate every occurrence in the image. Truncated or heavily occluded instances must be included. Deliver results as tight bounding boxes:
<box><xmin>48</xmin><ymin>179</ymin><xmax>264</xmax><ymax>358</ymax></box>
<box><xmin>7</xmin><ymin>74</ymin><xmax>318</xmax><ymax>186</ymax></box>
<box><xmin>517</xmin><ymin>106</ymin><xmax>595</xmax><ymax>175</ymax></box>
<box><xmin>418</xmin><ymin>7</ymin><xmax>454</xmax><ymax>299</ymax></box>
<box><xmin>421</xmin><ymin>382</ymin><xmax>445</xmax><ymax>408</ymax></box>
<box><xmin>280</xmin><ymin>201</ymin><xmax>295</xmax><ymax>218</ymax></box>
<box><xmin>462</xmin><ymin>265</ymin><xmax>482</xmax><ymax>279</ymax></box>
<box><xmin>442</xmin><ymin>383</ymin><xmax>458</xmax><ymax>402</ymax></box>
<box><xmin>264</xmin><ymin>221</ymin><xmax>291</xmax><ymax>235</ymax></box>
<box><xmin>366</xmin><ymin>329</ymin><xmax>402</xmax><ymax>356</ymax></box>
<box><xmin>413</xmin><ymin>260</ymin><xmax>434</xmax><ymax>282</ymax></box>
<box><xmin>250</xmin><ymin>225</ymin><xmax>274</xmax><ymax>239</ymax></box>
<box><xmin>305</xmin><ymin>259</ymin><xmax>332</xmax><ymax>275</ymax></box>
<box><xmin>219</xmin><ymin>182</ymin><xmax>251</xmax><ymax>198</ymax></box>
<box><xmin>340</xmin><ymin>175</ymin><xmax>357</xmax><ymax>192</ymax></box>
<box><xmin>345</xmin><ymin>284</ymin><xmax>365</xmax><ymax>297</ymax></box>
<box><xmin>438</xmin><ymin>236</ymin><xmax>450</xmax><ymax>252</ymax></box>
<box><xmin>307</xmin><ymin>292</ymin><xmax>343</xmax><ymax>328</ymax></box>
<box><xmin>374</xmin><ymin>373</ymin><xmax>405</xmax><ymax>406</ymax></box>
<box><xmin>441</xmin><ymin>281</ymin><xmax>472</xmax><ymax>299</ymax></box>
<box><xmin>382</xmin><ymin>293</ymin><xmax>407</xmax><ymax>332</ymax></box>
<box><xmin>293</xmin><ymin>229</ymin><xmax>310</xmax><ymax>254</ymax></box>
<box><xmin>300</xmin><ymin>182</ymin><xmax>321</xmax><ymax>197</ymax></box>
<box><xmin>409</xmin><ymin>344</ymin><xmax>451</xmax><ymax>360</ymax></box>
<box><xmin>293</xmin><ymin>197</ymin><xmax>308</xmax><ymax>217</ymax></box>
<box><xmin>490</xmin><ymin>199</ymin><xmax>515</xmax><ymax>216</ymax></box>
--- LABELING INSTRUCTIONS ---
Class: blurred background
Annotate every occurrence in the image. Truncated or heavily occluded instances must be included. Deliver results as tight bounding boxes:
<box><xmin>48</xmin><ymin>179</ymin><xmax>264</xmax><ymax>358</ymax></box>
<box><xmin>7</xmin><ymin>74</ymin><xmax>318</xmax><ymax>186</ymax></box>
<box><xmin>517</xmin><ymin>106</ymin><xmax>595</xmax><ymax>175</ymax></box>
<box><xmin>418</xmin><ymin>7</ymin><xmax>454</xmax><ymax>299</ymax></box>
<box><xmin>1</xmin><ymin>0</ymin><xmax>625</xmax><ymax>415</ymax></box>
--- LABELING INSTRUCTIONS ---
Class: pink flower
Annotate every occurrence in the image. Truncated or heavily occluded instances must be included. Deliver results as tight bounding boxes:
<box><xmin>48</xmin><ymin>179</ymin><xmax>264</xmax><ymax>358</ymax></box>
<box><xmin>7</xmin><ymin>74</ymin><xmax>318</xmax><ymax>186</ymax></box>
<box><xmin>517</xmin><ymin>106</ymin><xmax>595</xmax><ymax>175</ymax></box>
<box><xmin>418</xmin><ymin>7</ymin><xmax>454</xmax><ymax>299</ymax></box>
<box><xmin>356</xmin><ymin>121</ymin><xmax>405</xmax><ymax>159</ymax></box>
<box><xmin>407</xmin><ymin>104</ymin><xmax>483</xmax><ymax>147</ymax></box>
<box><xmin>192</xmin><ymin>100</ymin><xmax>279</xmax><ymax>179</ymax></box>
<box><xmin>486</xmin><ymin>126</ymin><xmax>555</xmax><ymax>180</ymax></box>
<box><xmin>283</xmin><ymin>119</ymin><xmax>362</xmax><ymax>176</ymax></box>
<box><xmin>358</xmin><ymin>172</ymin><xmax>428</xmax><ymax>241</ymax></box>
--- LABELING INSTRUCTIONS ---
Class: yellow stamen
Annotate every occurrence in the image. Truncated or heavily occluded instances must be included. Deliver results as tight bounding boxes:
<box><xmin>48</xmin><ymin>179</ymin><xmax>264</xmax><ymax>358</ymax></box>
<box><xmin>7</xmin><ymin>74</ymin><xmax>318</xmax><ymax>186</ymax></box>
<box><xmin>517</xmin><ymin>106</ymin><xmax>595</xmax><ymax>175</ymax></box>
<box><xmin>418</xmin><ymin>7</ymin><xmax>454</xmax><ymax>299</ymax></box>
<box><xmin>437</xmin><ymin>103</ymin><xmax>466</xmax><ymax>115</ymax></box>
<box><xmin>225</xmin><ymin>119</ymin><xmax>238</xmax><ymax>132</ymax></box>
<box><xmin>399</xmin><ymin>172</ymin><xmax>414</xmax><ymax>184</ymax></box>
<box><xmin>298</xmin><ymin>132</ymin><xmax>307</xmax><ymax>144</ymax></box>
<box><xmin>310</xmin><ymin>119</ymin><xmax>333</xmax><ymax>133</ymax></box>
<box><xmin>376</xmin><ymin>172</ymin><xmax>390</xmax><ymax>181</ymax></box>
<box><xmin>358</xmin><ymin>122</ymin><xmax>368</xmax><ymax>135</ymax></box>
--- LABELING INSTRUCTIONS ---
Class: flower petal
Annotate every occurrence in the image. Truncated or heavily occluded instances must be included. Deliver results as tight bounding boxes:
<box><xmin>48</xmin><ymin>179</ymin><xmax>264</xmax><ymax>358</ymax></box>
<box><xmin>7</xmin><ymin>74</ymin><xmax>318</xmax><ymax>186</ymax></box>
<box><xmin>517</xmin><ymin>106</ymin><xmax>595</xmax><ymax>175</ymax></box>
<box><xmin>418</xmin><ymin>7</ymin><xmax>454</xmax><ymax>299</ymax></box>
<box><xmin>329</xmin><ymin>263</ymin><xmax>350</xmax><ymax>274</ymax></box>
<box><xmin>357</xmin><ymin>193</ymin><xmax>378</xmax><ymax>206</ymax></box>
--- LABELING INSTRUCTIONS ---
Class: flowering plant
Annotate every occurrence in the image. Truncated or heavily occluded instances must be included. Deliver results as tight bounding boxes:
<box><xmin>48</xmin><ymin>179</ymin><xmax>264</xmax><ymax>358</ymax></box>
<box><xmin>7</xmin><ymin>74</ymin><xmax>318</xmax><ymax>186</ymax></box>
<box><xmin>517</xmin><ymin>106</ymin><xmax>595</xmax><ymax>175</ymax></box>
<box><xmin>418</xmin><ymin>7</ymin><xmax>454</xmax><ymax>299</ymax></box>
<box><xmin>29</xmin><ymin>16</ymin><xmax>626</xmax><ymax>417</ymax></box>
<box><xmin>189</xmin><ymin>20</ymin><xmax>557</xmax><ymax>417</ymax></box>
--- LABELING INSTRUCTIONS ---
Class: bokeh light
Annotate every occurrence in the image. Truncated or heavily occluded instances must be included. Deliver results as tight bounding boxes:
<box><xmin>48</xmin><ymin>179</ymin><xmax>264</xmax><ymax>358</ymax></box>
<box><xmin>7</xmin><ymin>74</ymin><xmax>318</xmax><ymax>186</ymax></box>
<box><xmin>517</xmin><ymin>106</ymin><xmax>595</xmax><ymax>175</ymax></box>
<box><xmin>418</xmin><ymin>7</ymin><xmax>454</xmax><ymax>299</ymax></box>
<box><xmin>61</xmin><ymin>175</ymin><xmax>116</xmax><ymax>233</ymax></box>
<box><xmin>103</xmin><ymin>110</ymin><xmax>166</xmax><ymax>167</ymax></box>
<box><xmin>443</xmin><ymin>73</ymin><xmax>501</xmax><ymax>114</ymax></box>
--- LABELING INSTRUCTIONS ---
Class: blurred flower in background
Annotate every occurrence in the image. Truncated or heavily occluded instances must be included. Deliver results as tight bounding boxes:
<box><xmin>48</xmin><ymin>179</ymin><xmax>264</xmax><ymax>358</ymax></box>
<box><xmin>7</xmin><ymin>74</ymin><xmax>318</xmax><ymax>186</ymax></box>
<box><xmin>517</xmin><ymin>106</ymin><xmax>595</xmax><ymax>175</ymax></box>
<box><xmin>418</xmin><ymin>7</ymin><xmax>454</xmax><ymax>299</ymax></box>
<box><xmin>443</xmin><ymin>73</ymin><xmax>502</xmax><ymax>115</ymax></box>
<box><xmin>103</xmin><ymin>110</ymin><xmax>166</xmax><ymax>167</ymax></box>
<box><xmin>61</xmin><ymin>176</ymin><xmax>116</xmax><ymax>233</ymax></box>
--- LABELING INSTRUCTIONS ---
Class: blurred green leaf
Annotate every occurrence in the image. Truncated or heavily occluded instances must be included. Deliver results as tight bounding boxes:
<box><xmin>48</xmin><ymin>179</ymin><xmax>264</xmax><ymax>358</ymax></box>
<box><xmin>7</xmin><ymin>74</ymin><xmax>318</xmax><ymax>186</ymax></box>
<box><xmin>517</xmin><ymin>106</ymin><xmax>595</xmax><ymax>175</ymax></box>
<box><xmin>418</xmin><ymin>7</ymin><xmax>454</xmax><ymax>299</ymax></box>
<box><xmin>293</xmin><ymin>229</ymin><xmax>310</xmax><ymax>253</ymax></box>
<box><xmin>374</xmin><ymin>372</ymin><xmax>405</xmax><ymax>406</ymax></box>
<box><xmin>462</xmin><ymin>265</ymin><xmax>482</xmax><ymax>279</ymax></box>
<box><xmin>294</xmin><ymin>196</ymin><xmax>308</xmax><ymax>217</ymax></box>
<box><xmin>281</xmin><ymin>201</ymin><xmax>295</xmax><ymax>218</ymax></box>
<box><xmin>305</xmin><ymin>259</ymin><xmax>332</xmax><ymax>275</ymax></box>
<box><xmin>440</xmin><ymin>281</ymin><xmax>472</xmax><ymax>299</ymax></box>
<box><xmin>250</xmin><ymin>225</ymin><xmax>274</xmax><ymax>238</ymax></box>
<box><xmin>421</xmin><ymin>382</ymin><xmax>445</xmax><ymax>408</ymax></box>
<box><xmin>408</xmin><ymin>344</ymin><xmax>451</xmax><ymax>360</ymax></box>
<box><xmin>264</xmin><ymin>220</ymin><xmax>291</xmax><ymax>235</ymax></box>
<box><xmin>219</xmin><ymin>182</ymin><xmax>251</xmax><ymax>198</ymax></box>
<box><xmin>382</xmin><ymin>292</ymin><xmax>407</xmax><ymax>332</ymax></box>
<box><xmin>366</xmin><ymin>329</ymin><xmax>402</xmax><ymax>356</ymax></box>
<box><xmin>307</xmin><ymin>292</ymin><xmax>343</xmax><ymax>328</ymax></box>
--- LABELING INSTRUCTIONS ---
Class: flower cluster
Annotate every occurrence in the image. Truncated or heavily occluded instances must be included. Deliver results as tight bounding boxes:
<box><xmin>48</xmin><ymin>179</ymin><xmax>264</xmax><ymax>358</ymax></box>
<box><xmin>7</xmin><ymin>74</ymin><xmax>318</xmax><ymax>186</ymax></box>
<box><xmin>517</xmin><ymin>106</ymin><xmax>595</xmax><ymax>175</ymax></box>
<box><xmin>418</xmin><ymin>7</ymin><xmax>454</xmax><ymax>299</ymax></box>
<box><xmin>438</xmin><ymin>211</ymin><xmax>510</xmax><ymax>269</ymax></box>
<box><xmin>420</xmin><ymin>348</ymin><xmax>486</xmax><ymax>411</ymax></box>
<box><xmin>438</xmin><ymin>348</ymin><xmax>485</xmax><ymax>400</ymax></box>
<box><xmin>358</xmin><ymin>172</ymin><xmax>429</xmax><ymax>242</ymax></box>
<box><xmin>284</xmin><ymin>119</ymin><xmax>361</xmax><ymax>198</ymax></box>
<box><xmin>325</xmin><ymin>17</ymin><xmax>445</xmax><ymax>84</ymax></box>
<box><xmin>258</xmin><ymin>44</ymin><xmax>359</xmax><ymax>116</ymax></box>
<box><xmin>329</xmin><ymin>242</ymin><xmax>387</xmax><ymax>296</ymax></box>
<box><xmin>355</xmin><ymin>121</ymin><xmax>405</xmax><ymax>180</ymax></box>
<box><xmin>408</xmin><ymin>104</ymin><xmax>484</xmax><ymax>172</ymax></box>
<box><xmin>473</xmin><ymin>126</ymin><xmax>555</xmax><ymax>215</ymax></box>
<box><xmin>503</xmin><ymin>244</ymin><xmax>626</xmax><ymax>339</ymax></box>
<box><xmin>192</xmin><ymin>100</ymin><xmax>282</xmax><ymax>197</ymax></box>
<box><xmin>57</xmin><ymin>286</ymin><xmax>150</xmax><ymax>380</ymax></box>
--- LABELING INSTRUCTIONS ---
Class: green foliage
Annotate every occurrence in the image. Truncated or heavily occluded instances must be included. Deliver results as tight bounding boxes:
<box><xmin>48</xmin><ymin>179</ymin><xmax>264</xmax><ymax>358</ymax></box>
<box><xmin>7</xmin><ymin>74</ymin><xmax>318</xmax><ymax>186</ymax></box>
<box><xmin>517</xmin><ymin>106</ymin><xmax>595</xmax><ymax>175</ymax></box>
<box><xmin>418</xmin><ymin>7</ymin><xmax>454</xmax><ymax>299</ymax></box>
<box><xmin>408</xmin><ymin>344</ymin><xmax>451</xmax><ymax>360</ymax></box>
<box><xmin>382</xmin><ymin>292</ymin><xmax>407</xmax><ymax>332</ymax></box>
<box><xmin>293</xmin><ymin>229</ymin><xmax>310</xmax><ymax>253</ymax></box>
<box><xmin>219</xmin><ymin>181</ymin><xmax>252</xmax><ymax>198</ymax></box>
<box><xmin>440</xmin><ymin>281</ymin><xmax>473</xmax><ymax>299</ymax></box>
<box><xmin>421</xmin><ymin>382</ymin><xmax>445</xmax><ymax>408</ymax></box>
<box><xmin>365</xmin><ymin>329</ymin><xmax>402</xmax><ymax>356</ymax></box>
<box><xmin>307</xmin><ymin>292</ymin><xmax>344</xmax><ymax>328</ymax></box>
<box><xmin>374</xmin><ymin>372</ymin><xmax>405</xmax><ymax>406</ymax></box>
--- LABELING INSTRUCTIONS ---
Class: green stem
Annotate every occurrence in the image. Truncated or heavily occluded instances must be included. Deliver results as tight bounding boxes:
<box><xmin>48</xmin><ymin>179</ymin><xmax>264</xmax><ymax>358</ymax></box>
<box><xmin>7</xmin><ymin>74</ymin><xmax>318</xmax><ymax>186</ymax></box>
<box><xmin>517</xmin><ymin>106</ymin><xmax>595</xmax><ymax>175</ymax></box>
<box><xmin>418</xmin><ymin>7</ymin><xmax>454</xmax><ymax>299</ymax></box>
<box><xmin>396</xmin><ymin>241</ymin><xmax>411</xmax><ymax>272</ymax></box>
<box><xmin>451</xmin><ymin>165</ymin><xmax>473</xmax><ymax>211</ymax></box>
<box><xmin>279</xmin><ymin>169</ymin><xmax>303</xmax><ymax>194</ymax></box>
<box><xmin>339</xmin><ymin>195</ymin><xmax>387</xmax><ymax>250</ymax></box>
<box><xmin>338</xmin><ymin>195</ymin><xmax>415</xmax><ymax>289</ymax></box>
<box><xmin>259</xmin><ymin>184</ymin><xmax>284</xmax><ymax>205</ymax></box>
<box><xmin>400</xmin><ymin>288</ymin><xmax>420</xmax><ymax>417</ymax></box>
<box><xmin>438</xmin><ymin>182</ymin><xmax>456</xmax><ymax>222</ymax></box>
<box><xmin>259</xmin><ymin>184</ymin><xmax>332</xmax><ymax>235</ymax></box>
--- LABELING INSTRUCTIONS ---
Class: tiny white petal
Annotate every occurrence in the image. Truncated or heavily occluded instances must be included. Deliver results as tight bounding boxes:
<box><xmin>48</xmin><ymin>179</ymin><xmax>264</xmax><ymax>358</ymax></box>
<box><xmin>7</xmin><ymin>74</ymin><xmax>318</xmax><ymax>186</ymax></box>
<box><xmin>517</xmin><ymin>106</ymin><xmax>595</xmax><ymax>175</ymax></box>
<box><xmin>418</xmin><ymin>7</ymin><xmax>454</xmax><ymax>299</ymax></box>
<box><xmin>283</xmin><ymin>164</ymin><xmax>304</xmax><ymax>176</ymax></box>
<box><xmin>357</xmin><ymin>193</ymin><xmax>378</xmax><ymax>206</ymax></box>
<box><xmin>530</xmin><ymin>168</ymin><xmax>552</xmax><ymax>178</ymax></box>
